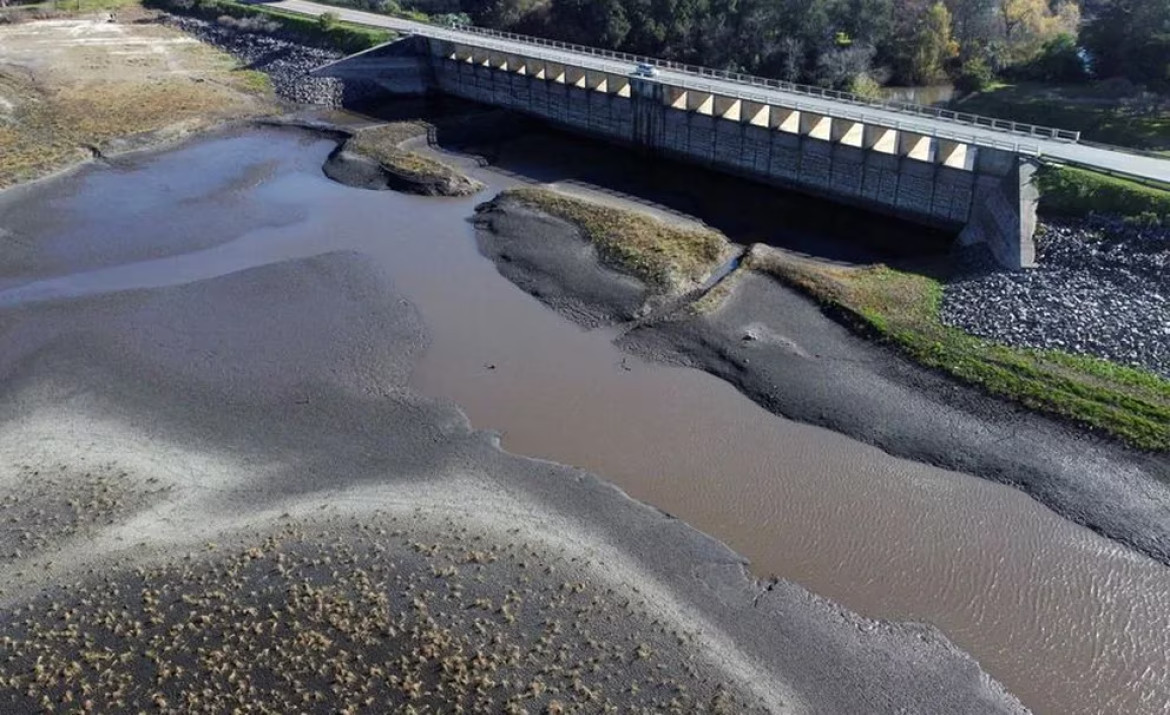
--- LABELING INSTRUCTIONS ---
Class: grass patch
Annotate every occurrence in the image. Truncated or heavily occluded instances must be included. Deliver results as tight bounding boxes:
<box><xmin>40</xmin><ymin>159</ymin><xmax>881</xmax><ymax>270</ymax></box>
<box><xmin>144</xmin><ymin>0</ymin><xmax>393</xmax><ymax>53</ymax></box>
<box><xmin>747</xmin><ymin>247</ymin><xmax>1170</xmax><ymax>451</ymax></box>
<box><xmin>1036</xmin><ymin>164</ymin><xmax>1170</xmax><ymax>219</ymax></box>
<box><xmin>0</xmin><ymin>19</ymin><xmax>273</xmax><ymax>188</ymax></box>
<box><xmin>231</xmin><ymin>68</ymin><xmax>274</xmax><ymax>94</ymax></box>
<box><xmin>75</xmin><ymin>0</ymin><xmax>142</xmax><ymax>11</ymax></box>
<box><xmin>953</xmin><ymin>82</ymin><xmax>1170</xmax><ymax>152</ymax></box>
<box><xmin>499</xmin><ymin>187</ymin><xmax>731</xmax><ymax>292</ymax></box>
<box><xmin>346</xmin><ymin>121</ymin><xmax>471</xmax><ymax>185</ymax></box>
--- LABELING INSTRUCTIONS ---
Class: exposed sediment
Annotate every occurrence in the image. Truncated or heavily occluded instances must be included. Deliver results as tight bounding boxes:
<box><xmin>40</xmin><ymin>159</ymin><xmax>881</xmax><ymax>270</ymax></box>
<box><xmin>473</xmin><ymin>190</ymin><xmax>733</xmax><ymax>326</ymax></box>
<box><xmin>473</xmin><ymin>198</ymin><xmax>1170</xmax><ymax>568</ymax></box>
<box><xmin>0</xmin><ymin>237</ymin><xmax>1025</xmax><ymax>712</ymax></box>
<box><xmin>324</xmin><ymin>123</ymin><xmax>482</xmax><ymax>197</ymax></box>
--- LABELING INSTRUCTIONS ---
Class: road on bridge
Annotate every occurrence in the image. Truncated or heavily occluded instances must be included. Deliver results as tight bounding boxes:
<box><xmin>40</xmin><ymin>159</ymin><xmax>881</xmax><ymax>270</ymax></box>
<box><xmin>263</xmin><ymin>0</ymin><xmax>1170</xmax><ymax>184</ymax></box>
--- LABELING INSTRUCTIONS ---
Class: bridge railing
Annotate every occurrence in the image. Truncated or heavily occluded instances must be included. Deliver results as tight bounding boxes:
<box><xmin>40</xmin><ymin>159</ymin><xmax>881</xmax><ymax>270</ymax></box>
<box><xmin>681</xmin><ymin>78</ymin><xmax>1044</xmax><ymax>156</ymax></box>
<box><xmin>429</xmin><ymin>25</ymin><xmax>1044</xmax><ymax>156</ymax></box>
<box><xmin>445</xmin><ymin>23</ymin><xmax>1080</xmax><ymax>144</ymax></box>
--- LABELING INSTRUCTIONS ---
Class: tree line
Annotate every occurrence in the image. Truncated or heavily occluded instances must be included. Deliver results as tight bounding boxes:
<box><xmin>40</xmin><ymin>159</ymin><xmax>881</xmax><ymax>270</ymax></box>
<box><xmin>392</xmin><ymin>0</ymin><xmax>1168</xmax><ymax>92</ymax></box>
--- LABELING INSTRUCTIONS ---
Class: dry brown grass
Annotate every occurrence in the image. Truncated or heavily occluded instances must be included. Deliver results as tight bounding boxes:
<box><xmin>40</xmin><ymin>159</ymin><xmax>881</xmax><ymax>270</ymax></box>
<box><xmin>0</xmin><ymin>17</ymin><xmax>274</xmax><ymax>188</ymax></box>
<box><xmin>500</xmin><ymin>187</ymin><xmax>732</xmax><ymax>293</ymax></box>
<box><xmin>346</xmin><ymin>121</ymin><xmax>467</xmax><ymax>183</ymax></box>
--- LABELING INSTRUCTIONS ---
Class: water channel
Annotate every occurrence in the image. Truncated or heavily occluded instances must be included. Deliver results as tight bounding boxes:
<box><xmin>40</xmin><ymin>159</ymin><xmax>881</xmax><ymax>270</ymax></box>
<box><xmin>0</xmin><ymin>126</ymin><xmax>1167</xmax><ymax>714</ymax></box>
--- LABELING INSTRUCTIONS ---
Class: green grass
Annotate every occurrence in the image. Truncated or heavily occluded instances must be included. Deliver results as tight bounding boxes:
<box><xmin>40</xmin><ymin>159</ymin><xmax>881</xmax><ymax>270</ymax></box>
<box><xmin>954</xmin><ymin>82</ymin><xmax>1170</xmax><ymax>153</ymax></box>
<box><xmin>75</xmin><ymin>0</ymin><xmax>141</xmax><ymax>10</ymax></box>
<box><xmin>1036</xmin><ymin>165</ymin><xmax>1170</xmax><ymax>219</ymax></box>
<box><xmin>144</xmin><ymin>0</ymin><xmax>392</xmax><ymax>53</ymax></box>
<box><xmin>499</xmin><ymin>188</ymin><xmax>731</xmax><ymax>293</ymax></box>
<box><xmin>232</xmin><ymin>68</ymin><xmax>273</xmax><ymax>94</ymax></box>
<box><xmin>747</xmin><ymin>247</ymin><xmax>1170</xmax><ymax>451</ymax></box>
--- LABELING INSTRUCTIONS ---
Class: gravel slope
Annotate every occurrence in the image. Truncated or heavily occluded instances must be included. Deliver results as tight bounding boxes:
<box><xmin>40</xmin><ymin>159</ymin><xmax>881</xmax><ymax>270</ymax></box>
<box><xmin>162</xmin><ymin>15</ymin><xmax>376</xmax><ymax>106</ymax></box>
<box><xmin>942</xmin><ymin>218</ymin><xmax>1170</xmax><ymax>378</ymax></box>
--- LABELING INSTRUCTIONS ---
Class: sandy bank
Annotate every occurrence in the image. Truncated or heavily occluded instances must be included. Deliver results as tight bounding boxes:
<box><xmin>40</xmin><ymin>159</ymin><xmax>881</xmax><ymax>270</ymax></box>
<box><xmin>474</xmin><ymin>198</ymin><xmax>1170</xmax><ymax>567</ymax></box>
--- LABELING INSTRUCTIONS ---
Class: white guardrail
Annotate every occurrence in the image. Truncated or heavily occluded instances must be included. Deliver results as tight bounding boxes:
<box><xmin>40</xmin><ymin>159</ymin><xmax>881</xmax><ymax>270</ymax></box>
<box><xmin>411</xmin><ymin>23</ymin><xmax>1045</xmax><ymax>155</ymax></box>
<box><xmin>437</xmin><ymin>23</ymin><xmax>1077</xmax><ymax>146</ymax></box>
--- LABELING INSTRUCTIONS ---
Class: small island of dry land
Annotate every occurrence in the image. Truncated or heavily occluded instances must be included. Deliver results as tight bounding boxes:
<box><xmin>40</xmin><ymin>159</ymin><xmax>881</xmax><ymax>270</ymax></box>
<box><xmin>324</xmin><ymin>122</ymin><xmax>483</xmax><ymax>196</ymax></box>
<box><xmin>474</xmin><ymin>188</ymin><xmax>735</xmax><ymax>326</ymax></box>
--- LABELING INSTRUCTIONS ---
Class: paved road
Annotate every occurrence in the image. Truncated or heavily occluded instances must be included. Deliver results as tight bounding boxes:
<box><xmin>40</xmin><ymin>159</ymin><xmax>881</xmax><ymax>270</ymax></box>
<box><xmin>268</xmin><ymin>0</ymin><xmax>1170</xmax><ymax>183</ymax></box>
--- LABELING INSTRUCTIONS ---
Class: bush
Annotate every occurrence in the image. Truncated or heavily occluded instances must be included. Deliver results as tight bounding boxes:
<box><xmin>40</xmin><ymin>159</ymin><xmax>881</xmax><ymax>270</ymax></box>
<box><xmin>317</xmin><ymin>10</ymin><xmax>340</xmax><ymax>31</ymax></box>
<box><xmin>217</xmin><ymin>13</ymin><xmax>281</xmax><ymax>33</ymax></box>
<box><xmin>848</xmin><ymin>73</ymin><xmax>883</xmax><ymax>99</ymax></box>
<box><xmin>954</xmin><ymin>57</ymin><xmax>993</xmax><ymax>94</ymax></box>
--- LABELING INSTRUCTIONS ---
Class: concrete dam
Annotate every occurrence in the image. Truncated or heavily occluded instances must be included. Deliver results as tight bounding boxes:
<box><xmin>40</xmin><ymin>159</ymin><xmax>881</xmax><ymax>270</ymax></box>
<box><xmin>319</xmin><ymin>35</ymin><xmax>1056</xmax><ymax>268</ymax></box>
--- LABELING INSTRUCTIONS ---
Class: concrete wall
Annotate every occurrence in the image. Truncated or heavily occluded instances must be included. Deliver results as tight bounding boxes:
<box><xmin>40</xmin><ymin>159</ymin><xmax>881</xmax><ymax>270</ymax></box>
<box><xmin>317</xmin><ymin>36</ymin><xmax>433</xmax><ymax>95</ymax></box>
<box><xmin>959</xmin><ymin>152</ymin><xmax>1039</xmax><ymax>269</ymax></box>
<box><xmin>317</xmin><ymin>36</ymin><xmax>1037</xmax><ymax>268</ymax></box>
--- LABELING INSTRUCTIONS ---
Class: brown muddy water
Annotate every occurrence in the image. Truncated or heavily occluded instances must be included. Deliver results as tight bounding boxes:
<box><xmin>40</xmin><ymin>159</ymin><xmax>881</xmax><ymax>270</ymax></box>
<box><xmin>0</xmin><ymin>126</ymin><xmax>1167</xmax><ymax>714</ymax></box>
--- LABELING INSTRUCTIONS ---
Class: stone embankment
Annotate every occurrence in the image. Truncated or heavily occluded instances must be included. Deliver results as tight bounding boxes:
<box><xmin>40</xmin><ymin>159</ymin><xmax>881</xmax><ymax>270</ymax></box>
<box><xmin>942</xmin><ymin>218</ymin><xmax>1170</xmax><ymax>378</ymax></box>
<box><xmin>163</xmin><ymin>15</ymin><xmax>370</xmax><ymax>106</ymax></box>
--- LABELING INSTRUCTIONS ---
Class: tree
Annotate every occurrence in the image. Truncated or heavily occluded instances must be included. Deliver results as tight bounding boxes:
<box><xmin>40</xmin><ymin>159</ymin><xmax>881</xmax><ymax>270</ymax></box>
<box><xmin>461</xmin><ymin>0</ymin><xmax>541</xmax><ymax>28</ymax></box>
<box><xmin>998</xmin><ymin>0</ymin><xmax>1079</xmax><ymax>65</ymax></box>
<box><xmin>1021</xmin><ymin>32</ymin><xmax>1087</xmax><ymax>81</ymax></box>
<box><xmin>1083</xmin><ymin>0</ymin><xmax>1170</xmax><ymax>85</ymax></box>
<box><xmin>944</xmin><ymin>0</ymin><xmax>999</xmax><ymax>59</ymax></box>
<box><xmin>545</xmin><ymin>0</ymin><xmax>631</xmax><ymax>48</ymax></box>
<box><xmin>816</xmin><ymin>42</ymin><xmax>877</xmax><ymax>88</ymax></box>
<box><xmin>887</xmin><ymin>0</ymin><xmax>957</xmax><ymax>83</ymax></box>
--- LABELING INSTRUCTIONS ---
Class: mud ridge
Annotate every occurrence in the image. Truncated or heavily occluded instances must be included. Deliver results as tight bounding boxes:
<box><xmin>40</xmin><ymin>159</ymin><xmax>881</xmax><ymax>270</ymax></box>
<box><xmin>474</xmin><ymin>197</ymin><xmax>1170</xmax><ymax>568</ymax></box>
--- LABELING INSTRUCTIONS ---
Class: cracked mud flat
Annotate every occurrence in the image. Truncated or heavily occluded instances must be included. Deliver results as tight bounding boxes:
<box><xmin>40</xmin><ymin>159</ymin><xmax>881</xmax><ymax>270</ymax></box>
<box><xmin>0</xmin><ymin>135</ymin><xmax>1025</xmax><ymax>711</ymax></box>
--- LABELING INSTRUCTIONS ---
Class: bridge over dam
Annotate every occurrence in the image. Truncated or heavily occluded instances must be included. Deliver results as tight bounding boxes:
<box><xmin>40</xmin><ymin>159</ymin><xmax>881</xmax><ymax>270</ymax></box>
<box><xmin>290</xmin><ymin>0</ymin><xmax>1170</xmax><ymax>269</ymax></box>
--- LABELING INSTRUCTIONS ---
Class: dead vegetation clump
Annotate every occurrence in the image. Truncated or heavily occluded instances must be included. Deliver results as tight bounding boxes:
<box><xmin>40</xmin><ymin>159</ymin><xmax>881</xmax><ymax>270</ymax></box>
<box><xmin>0</xmin><ymin>462</ymin><xmax>163</xmax><ymax>571</ymax></box>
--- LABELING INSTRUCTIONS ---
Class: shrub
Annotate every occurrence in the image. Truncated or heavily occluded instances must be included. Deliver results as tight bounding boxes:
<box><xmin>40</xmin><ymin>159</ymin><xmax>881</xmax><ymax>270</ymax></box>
<box><xmin>217</xmin><ymin>13</ymin><xmax>281</xmax><ymax>33</ymax></box>
<box><xmin>954</xmin><ymin>57</ymin><xmax>993</xmax><ymax>94</ymax></box>
<box><xmin>848</xmin><ymin>73</ymin><xmax>883</xmax><ymax>99</ymax></box>
<box><xmin>317</xmin><ymin>10</ymin><xmax>339</xmax><ymax>31</ymax></box>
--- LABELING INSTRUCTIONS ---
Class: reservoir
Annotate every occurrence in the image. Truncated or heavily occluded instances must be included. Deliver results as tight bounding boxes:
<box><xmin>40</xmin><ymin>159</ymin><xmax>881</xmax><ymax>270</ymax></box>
<box><xmin>1</xmin><ymin>125</ymin><xmax>1167</xmax><ymax>714</ymax></box>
